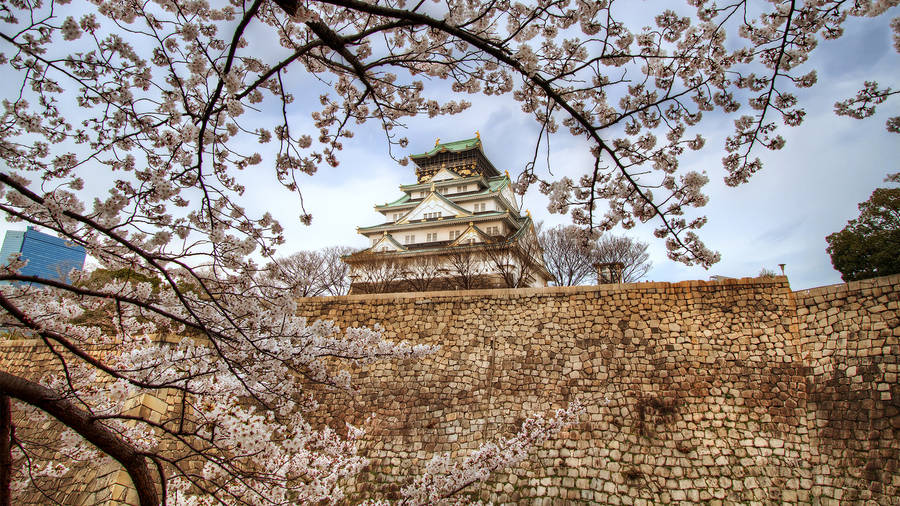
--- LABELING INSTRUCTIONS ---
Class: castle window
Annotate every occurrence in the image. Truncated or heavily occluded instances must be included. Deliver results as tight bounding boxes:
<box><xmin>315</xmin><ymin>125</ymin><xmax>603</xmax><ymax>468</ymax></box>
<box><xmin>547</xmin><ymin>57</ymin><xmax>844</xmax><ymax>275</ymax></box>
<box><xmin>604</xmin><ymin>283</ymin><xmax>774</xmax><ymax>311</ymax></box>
<box><xmin>474</xmin><ymin>202</ymin><xmax>487</xmax><ymax>212</ymax></box>
<box><xmin>392</xmin><ymin>213</ymin><xmax>401</xmax><ymax>222</ymax></box>
<box><xmin>456</xmin><ymin>185</ymin><xmax>467</xmax><ymax>192</ymax></box>
<box><xmin>424</xmin><ymin>211</ymin><xmax>440</xmax><ymax>220</ymax></box>
<box><xmin>450</xmin><ymin>230</ymin><xmax>461</xmax><ymax>240</ymax></box>
<box><xmin>427</xmin><ymin>232</ymin><xmax>438</xmax><ymax>242</ymax></box>
<box><xmin>404</xmin><ymin>234</ymin><xmax>415</xmax><ymax>244</ymax></box>
<box><xmin>487</xmin><ymin>226</ymin><xmax>500</xmax><ymax>236</ymax></box>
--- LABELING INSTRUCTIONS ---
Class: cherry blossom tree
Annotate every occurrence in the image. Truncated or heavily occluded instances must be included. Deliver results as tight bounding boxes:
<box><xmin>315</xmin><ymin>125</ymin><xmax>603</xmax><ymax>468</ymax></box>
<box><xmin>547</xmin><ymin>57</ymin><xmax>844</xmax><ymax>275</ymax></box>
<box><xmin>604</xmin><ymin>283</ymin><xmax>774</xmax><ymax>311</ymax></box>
<box><xmin>0</xmin><ymin>0</ymin><xmax>896</xmax><ymax>503</ymax></box>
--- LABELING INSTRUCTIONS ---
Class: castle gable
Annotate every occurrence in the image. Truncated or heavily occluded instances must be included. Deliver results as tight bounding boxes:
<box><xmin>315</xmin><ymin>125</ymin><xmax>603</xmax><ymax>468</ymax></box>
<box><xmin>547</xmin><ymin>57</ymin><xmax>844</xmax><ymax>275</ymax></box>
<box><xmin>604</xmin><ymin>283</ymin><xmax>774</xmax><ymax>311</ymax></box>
<box><xmin>399</xmin><ymin>191</ymin><xmax>470</xmax><ymax>223</ymax></box>
<box><xmin>428</xmin><ymin>168</ymin><xmax>463</xmax><ymax>182</ymax></box>
<box><xmin>370</xmin><ymin>234</ymin><xmax>406</xmax><ymax>252</ymax></box>
<box><xmin>449</xmin><ymin>223</ymin><xmax>493</xmax><ymax>245</ymax></box>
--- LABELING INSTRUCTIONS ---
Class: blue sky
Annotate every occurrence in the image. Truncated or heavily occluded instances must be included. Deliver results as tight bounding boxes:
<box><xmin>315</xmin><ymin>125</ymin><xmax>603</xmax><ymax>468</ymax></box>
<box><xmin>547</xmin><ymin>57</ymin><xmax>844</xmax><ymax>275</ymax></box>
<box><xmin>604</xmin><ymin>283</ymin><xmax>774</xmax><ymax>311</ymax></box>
<box><xmin>2</xmin><ymin>5</ymin><xmax>898</xmax><ymax>291</ymax></box>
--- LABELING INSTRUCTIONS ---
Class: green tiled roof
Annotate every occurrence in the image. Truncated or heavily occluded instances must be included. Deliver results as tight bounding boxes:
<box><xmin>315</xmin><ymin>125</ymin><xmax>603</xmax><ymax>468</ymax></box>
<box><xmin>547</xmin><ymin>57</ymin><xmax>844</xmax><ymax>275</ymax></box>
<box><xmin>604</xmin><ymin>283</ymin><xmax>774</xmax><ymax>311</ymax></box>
<box><xmin>399</xmin><ymin>174</ymin><xmax>487</xmax><ymax>192</ymax></box>
<box><xmin>377</xmin><ymin>176</ymin><xmax>510</xmax><ymax>210</ymax></box>
<box><xmin>410</xmin><ymin>137</ymin><xmax>481</xmax><ymax>159</ymax></box>
<box><xmin>358</xmin><ymin>211</ymin><xmax>513</xmax><ymax>232</ymax></box>
<box><xmin>507</xmin><ymin>215</ymin><xmax>534</xmax><ymax>241</ymax></box>
<box><xmin>488</xmin><ymin>177</ymin><xmax>509</xmax><ymax>191</ymax></box>
<box><xmin>381</xmin><ymin>193</ymin><xmax>412</xmax><ymax>207</ymax></box>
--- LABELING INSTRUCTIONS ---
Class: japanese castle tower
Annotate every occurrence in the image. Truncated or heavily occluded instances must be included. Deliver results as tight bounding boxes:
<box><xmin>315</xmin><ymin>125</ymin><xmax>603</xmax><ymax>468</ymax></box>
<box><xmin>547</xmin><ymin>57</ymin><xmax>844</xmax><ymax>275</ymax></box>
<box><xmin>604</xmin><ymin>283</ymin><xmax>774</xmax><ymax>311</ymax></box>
<box><xmin>345</xmin><ymin>135</ymin><xmax>553</xmax><ymax>294</ymax></box>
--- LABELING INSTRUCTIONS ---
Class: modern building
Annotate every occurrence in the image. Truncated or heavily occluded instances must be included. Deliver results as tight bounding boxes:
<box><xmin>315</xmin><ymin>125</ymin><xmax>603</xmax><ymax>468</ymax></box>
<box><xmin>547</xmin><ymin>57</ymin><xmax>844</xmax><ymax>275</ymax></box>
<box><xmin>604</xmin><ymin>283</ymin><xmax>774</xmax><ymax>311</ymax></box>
<box><xmin>344</xmin><ymin>136</ymin><xmax>553</xmax><ymax>293</ymax></box>
<box><xmin>0</xmin><ymin>226</ymin><xmax>87</xmax><ymax>284</ymax></box>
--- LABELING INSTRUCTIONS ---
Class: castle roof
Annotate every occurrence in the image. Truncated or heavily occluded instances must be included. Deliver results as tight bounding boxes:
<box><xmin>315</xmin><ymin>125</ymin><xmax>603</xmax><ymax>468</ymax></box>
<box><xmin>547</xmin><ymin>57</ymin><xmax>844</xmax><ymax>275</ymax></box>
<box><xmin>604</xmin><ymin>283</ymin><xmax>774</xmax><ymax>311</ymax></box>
<box><xmin>410</xmin><ymin>136</ymin><xmax>500</xmax><ymax>182</ymax></box>
<box><xmin>357</xmin><ymin>210</ymin><xmax>520</xmax><ymax>234</ymax></box>
<box><xmin>409</xmin><ymin>137</ymin><xmax>483</xmax><ymax>160</ymax></box>
<box><xmin>376</xmin><ymin>175</ymin><xmax>512</xmax><ymax>211</ymax></box>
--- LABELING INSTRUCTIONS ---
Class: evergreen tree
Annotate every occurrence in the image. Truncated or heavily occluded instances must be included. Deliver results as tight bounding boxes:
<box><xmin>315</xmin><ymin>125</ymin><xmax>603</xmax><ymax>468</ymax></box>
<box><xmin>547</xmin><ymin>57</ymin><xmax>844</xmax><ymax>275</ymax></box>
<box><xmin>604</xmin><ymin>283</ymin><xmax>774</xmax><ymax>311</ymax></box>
<box><xmin>827</xmin><ymin>174</ymin><xmax>900</xmax><ymax>282</ymax></box>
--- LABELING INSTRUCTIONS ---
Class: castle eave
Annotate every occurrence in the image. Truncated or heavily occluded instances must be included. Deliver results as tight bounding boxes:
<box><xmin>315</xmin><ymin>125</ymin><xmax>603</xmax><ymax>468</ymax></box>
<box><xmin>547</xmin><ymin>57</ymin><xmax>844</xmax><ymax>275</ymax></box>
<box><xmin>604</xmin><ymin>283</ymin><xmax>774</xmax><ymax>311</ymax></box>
<box><xmin>358</xmin><ymin>211</ymin><xmax>519</xmax><ymax>235</ymax></box>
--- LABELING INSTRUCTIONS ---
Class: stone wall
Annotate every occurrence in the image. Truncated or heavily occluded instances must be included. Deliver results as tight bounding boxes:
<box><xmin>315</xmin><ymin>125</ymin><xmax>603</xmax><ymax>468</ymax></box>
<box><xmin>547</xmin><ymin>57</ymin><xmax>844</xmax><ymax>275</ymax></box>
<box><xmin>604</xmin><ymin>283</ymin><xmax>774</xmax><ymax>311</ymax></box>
<box><xmin>296</xmin><ymin>277</ymin><xmax>811</xmax><ymax>503</ymax></box>
<box><xmin>3</xmin><ymin>274</ymin><xmax>898</xmax><ymax>504</ymax></box>
<box><xmin>293</xmin><ymin>274</ymin><xmax>899</xmax><ymax>504</ymax></box>
<box><xmin>794</xmin><ymin>274</ymin><xmax>900</xmax><ymax>504</ymax></box>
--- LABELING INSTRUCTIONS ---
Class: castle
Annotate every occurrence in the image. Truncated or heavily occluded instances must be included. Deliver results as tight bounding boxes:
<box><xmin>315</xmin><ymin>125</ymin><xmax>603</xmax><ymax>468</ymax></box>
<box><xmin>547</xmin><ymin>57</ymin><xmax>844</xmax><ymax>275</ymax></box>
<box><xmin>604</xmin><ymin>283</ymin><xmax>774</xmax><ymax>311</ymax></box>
<box><xmin>343</xmin><ymin>136</ymin><xmax>553</xmax><ymax>293</ymax></box>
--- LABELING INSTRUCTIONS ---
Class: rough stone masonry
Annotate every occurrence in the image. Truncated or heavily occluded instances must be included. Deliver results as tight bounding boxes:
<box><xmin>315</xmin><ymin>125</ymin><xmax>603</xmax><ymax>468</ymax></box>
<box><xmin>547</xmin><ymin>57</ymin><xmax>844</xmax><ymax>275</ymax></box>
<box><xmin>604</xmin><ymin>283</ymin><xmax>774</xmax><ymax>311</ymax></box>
<box><xmin>295</xmin><ymin>274</ymin><xmax>899</xmax><ymax>504</ymax></box>
<box><xmin>1</xmin><ymin>274</ymin><xmax>898</xmax><ymax>504</ymax></box>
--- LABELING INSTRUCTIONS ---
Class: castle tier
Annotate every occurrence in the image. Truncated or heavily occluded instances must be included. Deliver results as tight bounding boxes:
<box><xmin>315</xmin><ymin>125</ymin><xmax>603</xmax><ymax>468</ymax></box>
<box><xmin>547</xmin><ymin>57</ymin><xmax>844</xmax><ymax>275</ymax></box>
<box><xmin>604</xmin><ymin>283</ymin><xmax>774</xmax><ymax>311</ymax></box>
<box><xmin>344</xmin><ymin>136</ymin><xmax>553</xmax><ymax>293</ymax></box>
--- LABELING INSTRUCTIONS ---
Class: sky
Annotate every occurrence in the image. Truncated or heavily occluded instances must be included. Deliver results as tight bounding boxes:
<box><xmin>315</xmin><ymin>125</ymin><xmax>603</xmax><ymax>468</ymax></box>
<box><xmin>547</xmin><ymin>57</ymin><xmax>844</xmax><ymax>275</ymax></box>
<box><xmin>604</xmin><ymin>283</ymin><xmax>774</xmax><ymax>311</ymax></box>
<box><xmin>2</xmin><ymin>4</ymin><xmax>898</xmax><ymax>291</ymax></box>
<box><xmin>254</xmin><ymin>9</ymin><xmax>900</xmax><ymax>291</ymax></box>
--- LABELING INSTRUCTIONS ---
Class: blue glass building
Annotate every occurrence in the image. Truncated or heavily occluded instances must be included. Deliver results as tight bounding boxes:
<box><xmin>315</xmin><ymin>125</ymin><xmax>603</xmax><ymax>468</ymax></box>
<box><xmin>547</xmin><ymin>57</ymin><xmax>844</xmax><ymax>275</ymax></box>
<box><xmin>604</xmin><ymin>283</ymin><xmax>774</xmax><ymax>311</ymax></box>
<box><xmin>0</xmin><ymin>226</ymin><xmax>87</xmax><ymax>284</ymax></box>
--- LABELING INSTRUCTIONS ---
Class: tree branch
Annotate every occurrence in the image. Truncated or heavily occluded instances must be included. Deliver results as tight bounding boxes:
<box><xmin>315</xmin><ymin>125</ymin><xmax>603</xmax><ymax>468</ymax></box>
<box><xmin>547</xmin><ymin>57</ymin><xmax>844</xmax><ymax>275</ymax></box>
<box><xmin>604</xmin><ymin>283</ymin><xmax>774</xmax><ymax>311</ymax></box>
<box><xmin>0</xmin><ymin>372</ymin><xmax>158</xmax><ymax>506</ymax></box>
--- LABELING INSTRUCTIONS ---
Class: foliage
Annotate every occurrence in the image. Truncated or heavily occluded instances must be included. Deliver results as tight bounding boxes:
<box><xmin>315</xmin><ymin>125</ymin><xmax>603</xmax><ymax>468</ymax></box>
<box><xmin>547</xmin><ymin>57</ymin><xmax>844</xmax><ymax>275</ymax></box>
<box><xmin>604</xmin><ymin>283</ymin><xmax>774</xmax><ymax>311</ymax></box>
<box><xmin>757</xmin><ymin>268</ymin><xmax>778</xmax><ymax>279</ymax></box>
<box><xmin>539</xmin><ymin>225</ymin><xmax>651</xmax><ymax>285</ymax></box>
<box><xmin>77</xmin><ymin>268</ymin><xmax>163</xmax><ymax>293</ymax></box>
<box><xmin>445</xmin><ymin>246</ymin><xmax>487</xmax><ymax>291</ymax></box>
<box><xmin>345</xmin><ymin>253</ymin><xmax>450</xmax><ymax>293</ymax></box>
<box><xmin>345</xmin><ymin>251</ymin><xmax>407</xmax><ymax>294</ymax></box>
<box><xmin>826</xmin><ymin>174</ymin><xmax>900</xmax><ymax>282</ymax></box>
<box><xmin>0</xmin><ymin>0</ymin><xmax>895</xmax><ymax>502</ymax></box>
<box><xmin>401</xmin><ymin>255</ymin><xmax>445</xmax><ymax>292</ymax></box>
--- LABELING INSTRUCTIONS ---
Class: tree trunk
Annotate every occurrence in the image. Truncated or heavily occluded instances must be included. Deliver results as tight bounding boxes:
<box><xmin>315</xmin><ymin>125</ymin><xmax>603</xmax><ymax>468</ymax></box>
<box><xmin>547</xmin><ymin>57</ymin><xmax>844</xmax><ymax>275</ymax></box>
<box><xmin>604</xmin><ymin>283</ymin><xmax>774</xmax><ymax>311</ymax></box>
<box><xmin>0</xmin><ymin>395</ymin><xmax>11</xmax><ymax>506</ymax></box>
<box><xmin>0</xmin><ymin>372</ymin><xmax>158</xmax><ymax>506</ymax></box>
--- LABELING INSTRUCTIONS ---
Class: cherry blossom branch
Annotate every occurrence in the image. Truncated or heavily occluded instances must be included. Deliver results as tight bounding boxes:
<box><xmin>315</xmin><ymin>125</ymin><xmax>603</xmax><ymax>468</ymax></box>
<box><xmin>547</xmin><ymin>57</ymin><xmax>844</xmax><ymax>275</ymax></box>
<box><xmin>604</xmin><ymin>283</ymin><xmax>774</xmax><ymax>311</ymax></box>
<box><xmin>399</xmin><ymin>401</ymin><xmax>584</xmax><ymax>504</ymax></box>
<box><xmin>834</xmin><ymin>81</ymin><xmax>899</xmax><ymax>121</ymax></box>
<box><xmin>0</xmin><ymin>395</ymin><xmax>10</xmax><ymax>506</ymax></box>
<box><xmin>0</xmin><ymin>372</ymin><xmax>158</xmax><ymax>506</ymax></box>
